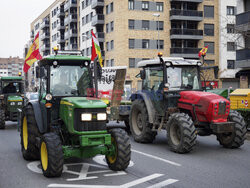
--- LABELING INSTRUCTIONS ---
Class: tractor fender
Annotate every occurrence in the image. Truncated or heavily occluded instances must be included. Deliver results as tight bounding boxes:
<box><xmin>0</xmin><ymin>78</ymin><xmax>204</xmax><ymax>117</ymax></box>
<box><xmin>130</xmin><ymin>91</ymin><xmax>155</xmax><ymax>124</ymax></box>
<box><xmin>28</xmin><ymin>101</ymin><xmax>47</xmax><ymax>134</ymax></box>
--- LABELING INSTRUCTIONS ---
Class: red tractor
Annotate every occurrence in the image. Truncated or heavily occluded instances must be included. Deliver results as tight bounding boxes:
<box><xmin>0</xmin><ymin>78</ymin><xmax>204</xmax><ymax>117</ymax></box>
<box><xmin>129</xmin><ymin>54</ymin><xmax>246</xmax><ymax>153</ymax></box>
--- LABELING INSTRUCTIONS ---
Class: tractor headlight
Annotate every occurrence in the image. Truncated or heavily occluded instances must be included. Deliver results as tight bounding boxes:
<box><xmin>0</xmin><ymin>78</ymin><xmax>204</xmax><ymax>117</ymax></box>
<box><xmin>81</xmin><ymin>113</ymin><xmax>92</xmax><ymax>121</ymax></box>
<box><xmin>97</xmin><ymin>113</ymin><xmax>107</xmax><ymax>121</ymax></box>
<box><xmin>10</xmin><ymin>102</ymin><xmax>15</xmax><ymax>106</ymax></box>
<box><xmin>45</xmin><ymin>94</ymin><xmax>53</xmax><ymax>101</ymax></box>
<box><xmin>17</xmin><ymin>102</ymin><xmax>22</xmax><ymax>105</ymax></box>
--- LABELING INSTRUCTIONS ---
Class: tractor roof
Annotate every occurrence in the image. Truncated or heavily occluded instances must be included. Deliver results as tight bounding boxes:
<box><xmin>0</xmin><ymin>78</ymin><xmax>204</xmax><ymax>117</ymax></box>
<box><xmin>39</xmin><ymin>55</ymin><xmax>91</xmax><ymax>66</ymax></box>
<box><xmin>1</xmin><ymin>76</ymin><xmax>22</xmax><ymax>81</ymax></box>
<box><xmin>137</xmin><ymin>57</ymin><xmax>201</xmax><ymax>68</ymax></box>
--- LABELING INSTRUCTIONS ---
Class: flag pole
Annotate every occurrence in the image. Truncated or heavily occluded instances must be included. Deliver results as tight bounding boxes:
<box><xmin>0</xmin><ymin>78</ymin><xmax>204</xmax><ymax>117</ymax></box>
<box><xmin>93</xmin><ymin>57</ymin><xmax>99</xmax><ymax>98</ymax></box>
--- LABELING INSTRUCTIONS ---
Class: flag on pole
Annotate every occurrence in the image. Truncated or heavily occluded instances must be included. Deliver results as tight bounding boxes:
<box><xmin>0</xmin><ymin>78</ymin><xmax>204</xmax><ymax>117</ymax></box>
<box><xmin>23</xmin><ymin>32</ymin><xmax>42</xmax><ymax>73</ymax></box>
<box><xmin>91</xmin><ymin>31</ymin><xmax>103</xmax><ymax>67</ymax></box>
<box><xmin>198</xmin><ymin>45</ymin><xmax>208</xmax><ymax>58</ymax></box>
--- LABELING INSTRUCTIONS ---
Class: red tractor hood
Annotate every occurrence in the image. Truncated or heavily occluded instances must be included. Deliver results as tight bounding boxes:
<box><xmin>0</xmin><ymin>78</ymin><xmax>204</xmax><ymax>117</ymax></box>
<box><xmin>178</xmin><ymin>91</ymin><xmax>230</xmax><ymax>123</ymax></box>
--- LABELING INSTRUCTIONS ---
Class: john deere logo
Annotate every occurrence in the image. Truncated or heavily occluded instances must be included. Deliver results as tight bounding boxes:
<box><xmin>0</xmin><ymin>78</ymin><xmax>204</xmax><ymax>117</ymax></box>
<box><xmin>92</xmin><ymin>114</ymin><xmax>97</xmax><ymax>119</ymax></box>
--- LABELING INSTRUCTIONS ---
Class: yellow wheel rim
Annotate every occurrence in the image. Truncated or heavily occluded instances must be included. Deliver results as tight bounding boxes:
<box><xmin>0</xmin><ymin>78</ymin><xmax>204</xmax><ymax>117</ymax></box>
<box><xmin>22</xmin><ymin>116</ymin><xmax>28</xmax><ymax>150</ymax></box>
<box><xmin>107</xmin><ymin>137</ymin><xmax>117</xmax><ymax>164</ymax></box>
<box><xmin>41</xmin><ymin>142</ymin><xmax>48</xmax><ymax>171</ymax></box>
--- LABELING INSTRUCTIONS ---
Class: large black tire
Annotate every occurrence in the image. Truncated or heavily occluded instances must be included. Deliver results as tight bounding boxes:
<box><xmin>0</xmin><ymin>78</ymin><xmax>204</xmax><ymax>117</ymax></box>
<box><xmin>40</xmin><ymin>132</ymin><xmax>64</xmax><ymax>177</ymax></box>
<box><xmin>129</xmin><ymin>100</ymin><xmax>156</xmax><ymax>143</ymax></box>
<box><xmin>20</xmin><ymin>105</ymin><xmax>41</xmax><ymax>160</ymax></box>
<box><xmin>167</xmin><ymin>113</ymin><xmax>196</xmax><ymax>153</ymax></box>
<box><xmin>0</xmin><ymin>109</ymin><xmax>5</xmax><ymax>129</ymax></box>
<box><xmin>106</xmin><ymin>128</ymin><xmax>131</xmax><ymax>171</ymax></box>
<box><xmin>217</xmin><ymin>110</ymin><xmax>247</xmax><ymax>148</ymax></box>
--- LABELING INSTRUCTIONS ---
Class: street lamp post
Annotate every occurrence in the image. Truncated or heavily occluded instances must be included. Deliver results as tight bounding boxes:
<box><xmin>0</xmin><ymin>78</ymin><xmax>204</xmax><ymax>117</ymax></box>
<box><xmin>153</xmin><ymin>13</ymin><xmax>160</xmax><ymax>51</ymax></box>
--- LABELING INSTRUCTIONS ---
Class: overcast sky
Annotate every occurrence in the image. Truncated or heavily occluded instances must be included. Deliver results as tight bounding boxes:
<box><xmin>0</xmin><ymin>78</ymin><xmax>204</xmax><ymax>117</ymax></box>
<box><xmin>0</xmin><ymin>0</ymin><xmax>54</xmax><ymax>59</ymax></box>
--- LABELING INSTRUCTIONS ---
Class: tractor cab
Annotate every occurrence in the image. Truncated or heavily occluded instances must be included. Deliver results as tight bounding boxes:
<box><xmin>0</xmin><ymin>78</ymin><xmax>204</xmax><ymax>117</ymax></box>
<box><xmin>0</xmin><ymin>76</ymin><xmax>24</xmax><ymax>129</ymax></box>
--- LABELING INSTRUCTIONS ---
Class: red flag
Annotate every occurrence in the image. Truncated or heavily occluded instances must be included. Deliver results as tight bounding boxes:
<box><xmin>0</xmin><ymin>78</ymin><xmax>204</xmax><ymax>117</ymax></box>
<box><xmin>23</xmin><ymin>32</ymin><xmax>42</xmax><ymax>73</ymax></box>
<box><xmin>91</xmin><ymin>31</ymin><xmax>103</xmax><ymax>67</ymax></box>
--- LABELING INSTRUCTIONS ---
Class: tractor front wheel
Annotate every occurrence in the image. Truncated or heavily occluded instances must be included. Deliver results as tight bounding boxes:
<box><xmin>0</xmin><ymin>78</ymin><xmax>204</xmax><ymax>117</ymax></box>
<box><xmin>217</xmin><ymin>110</ymin><xmax>247</xmax><ymax>148</ymax></box>
<box><xmin>20</xmin><ymin>105</ymin><xmax>40</xmax><ymax>160</ymax></box>
<box><xmin>167</xmin><ymin>113</ymin><xmax>196</xmax><ymax>153</ymax></box>
<box><xmin>40</xmin><ymin>132</ymin><xmax>64</xmax><ymax>177</ymax></box>
<box><xmin>0</xmin><ymin>109</ymin><xmax>5</xmax><ymax>129</ymax></box>
<box><xmin>129</xmin><ymin>100</ymin><xmax>156</xmax><ymax>143</ymax></box>
<box><xmin>106</xmin><ymin>128</ymin><xmax>131</xmax><ymax>171</ymax></box>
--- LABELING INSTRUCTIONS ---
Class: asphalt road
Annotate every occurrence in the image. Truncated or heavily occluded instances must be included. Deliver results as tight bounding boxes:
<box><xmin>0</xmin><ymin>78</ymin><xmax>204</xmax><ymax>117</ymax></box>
<box><xmin>0</xmin><ymin>121</ymin><xmax>250</xmax><ymax>188</ymax></box>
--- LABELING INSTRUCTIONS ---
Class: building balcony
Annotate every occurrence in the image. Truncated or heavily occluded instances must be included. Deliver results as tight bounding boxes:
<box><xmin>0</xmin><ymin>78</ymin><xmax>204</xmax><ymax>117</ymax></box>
<box><xmin>236</xmin><ymin>48</ymin><xmax>250</xmax><ymax>68</ymax></box>
<box><xmin>170</xmin><ymin>29</ymin><xmax>203</xmax><ymax>40</ymax></box>
<box><xmin>170</xmin><ymin>10</ymin><xmax>203</xmax><ymax>21</ymax></box>
<box><xmin>65</xmin><ymin>29</ymin><xmax>77</xmax><ymax>40</ymax></box>
<box><xmin>236</xmin><ymin>11</ymin><xmax>250</xmax><ymax>32</ymax></box>
<box><xmin>57</xmin><ymin>36</ymin><xmax>65</xmax><ymax>43</ymax></box>
<box><xmin>40</xmin><ymin>44</ymin><xmax>50</xmax><ymax>52</ymax></box>
<box><xmin>91</xmin><ymin>0</ymin><xmax>104</xmax><ymax>9</ymax></box>
<box><xmin>64</xmin><ymin>0</ymin><xmax>77</xmax><ymax>11</ymax></box>
<box><xmin>64</xmin><ymin>14</ymin><xmax>77</xmax><ymax>25</ymax></box>
<box><xmin>92</xmin><ymin>14</ymin><xmax>105</xmax><ymax>26</ymax></box>
<box><xmin>170</xmin><ymin>47</ymin><xmax>201</xmax><ymax>58</ymax></box>
<box><xmin>40</xmin><ymin>20</ymin><xmax>50</xmax><ymax>29</ymax></box>
<box><xmin>40</xmin><ymin>33</ymin><xmax>50</xmax><ymax>41</ymax></box>
<box><xmin>57</xmin><ymin>9</ymin><xmax>65</xmax><ymax>18</ymax></box>
<box><xmin>57</xmin><ymin>23</ymin><xmax>65</xmax><ymax>30</ymax></box>
<box><xmin>170</xmin><ymin>0</ymin><xmax>203</xmax><ymax>2</ymax></box>
<box><xmin>96</xmin><ymin>32</ymin><xmax>105</xmax><ymax>42</ymax></box>
<box><xmin>65</xmin><ymin>43</ymin><xmax>78</xmax><ymax>50</ymax></box>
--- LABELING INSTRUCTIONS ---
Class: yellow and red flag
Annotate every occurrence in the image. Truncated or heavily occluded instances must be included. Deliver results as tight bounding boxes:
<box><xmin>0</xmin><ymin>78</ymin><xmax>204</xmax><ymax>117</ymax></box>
<box><xmin>23</xmin><ymin>32</ymin><xmax>42</xmax><ymax>73</ymax></box>
<box><xmin>198</xmin><ymin>45</ymin><xmax>208</xmax><ymax>58</ymax></box>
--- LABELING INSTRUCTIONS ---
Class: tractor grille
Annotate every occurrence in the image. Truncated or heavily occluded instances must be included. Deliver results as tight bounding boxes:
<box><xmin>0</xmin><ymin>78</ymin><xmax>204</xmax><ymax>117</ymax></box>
<box><xmin>218</xmin><ymin>101</ymin><xmax>226</xmax><ymax>115</ymax></box>
<box><xmin>74</xmin><ymin>108</ymin><xmax>107</xmax><ymax>132</ymax></box>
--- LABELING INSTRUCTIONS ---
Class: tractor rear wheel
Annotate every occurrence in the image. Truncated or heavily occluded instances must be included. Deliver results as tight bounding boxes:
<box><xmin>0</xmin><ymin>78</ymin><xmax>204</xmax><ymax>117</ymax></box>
<box><xmin>20</xmin><ymin>105</ymin><xmax>41</xmax><ymax>160</ymax></box>
<box><xmin>217</xmin><ymin>110</ymin><xmax>247</xmax><ymax>148</ymax></box>
<box><xmin>106</xmin><ymin>128</ymin><xmax>131</xmax><ymax>171</ymax></box>
<box><xmin>129</xmin><ymin>100</ymin><xmax>156</xmax><ymax>143</ymax></box>
<box><xmin>0</xmin><ymin>109</ymin><xmax>5</xmax><ymax>129</ymax></box>
<box><xmin>40</xmin><ymin>132</ymin><xmax>64</xmax><ymax>177</ymax></box>
<box><xmin>167</xmin><ymin>113</ymin><xmax>196</xmax><ymax>153</ymax></box>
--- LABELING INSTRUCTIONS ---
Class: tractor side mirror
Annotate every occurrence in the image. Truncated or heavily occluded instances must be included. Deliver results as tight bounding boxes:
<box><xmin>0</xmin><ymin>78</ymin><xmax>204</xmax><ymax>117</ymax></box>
<box><xmin>140</xmin><ymin>70</ymin><xmax>145</xmax><ymax>80</ymax></box>
<box><xmin>36</xmin><ymin>66</ymin><xmax>46</xmax><ymax>78</ymax></box>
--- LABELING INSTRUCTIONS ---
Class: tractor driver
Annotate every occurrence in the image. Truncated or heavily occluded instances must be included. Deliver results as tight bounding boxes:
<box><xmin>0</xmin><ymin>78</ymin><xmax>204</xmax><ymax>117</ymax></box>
<box><xmin>51</xmin><ymin>75</ymin><xmax>73</xmax><ymax>96</ymax></box>
<box><xmin>3</xmin><ymin>83</ymin><xmax>17</xmax><ymax>94</ymax></box>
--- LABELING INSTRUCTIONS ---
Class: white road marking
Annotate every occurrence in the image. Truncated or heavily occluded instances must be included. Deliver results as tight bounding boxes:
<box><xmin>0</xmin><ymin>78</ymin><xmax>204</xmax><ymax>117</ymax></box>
<box><xmin>48</xmin><ymin>173</ymin><xmax>165</xmax><ymax>188</ymax></box>
<box><xmin>93</xmin><ymin>155</ymin><xmax>134</xmax><ymax>167</ymax></box>
<box><xmin>104</xmin><ymin>171</ymin><xmax>127</xmax><ymax>177</ymax></box>
<box><xmin>132</xmin><ymin>149</ymin><xmax>181</xmax><ymax>167</ymax></box>
<box><xmin>147</xmin><ymin>179</ymin><xmax>179</xmax><ymax>188</ymax></box>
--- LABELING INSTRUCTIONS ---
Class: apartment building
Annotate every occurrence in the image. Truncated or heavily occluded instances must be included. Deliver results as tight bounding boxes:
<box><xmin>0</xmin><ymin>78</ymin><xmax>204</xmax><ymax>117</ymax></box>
<box><xmin>0</xmin><ymin>57</ymin><xmax>23</xmax><ymax>77</ymax></box>
<box><xmin>235</xmin><ymin>0</ymin><xmax>250</xmax><ymax>88</ymax></box>
<box><xmin>28</xmin><ymin>0</ymin><xmax>220</xmax><ymax>90</ymax></box>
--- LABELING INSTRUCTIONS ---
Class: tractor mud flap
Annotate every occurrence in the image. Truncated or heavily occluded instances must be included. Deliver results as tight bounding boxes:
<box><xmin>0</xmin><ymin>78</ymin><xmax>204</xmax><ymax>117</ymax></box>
<box><xmin>210</xmin><ymin>122</ymin><xmax>235</xmax><ymax>133</ymax></box>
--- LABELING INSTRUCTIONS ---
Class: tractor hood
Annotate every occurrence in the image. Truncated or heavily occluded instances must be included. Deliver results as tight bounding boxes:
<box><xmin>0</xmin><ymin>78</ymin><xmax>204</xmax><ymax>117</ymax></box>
<box><xmin>178</xmin><ymin>91</ymin><xmax>230</xmax><ymax>123</ymax></box>
<box><xmin>60</xmin><ymin>97</ymin><xmax>107</xmax><ymax>108</ymax></box>
<box><xmin>7</xmin><ymin>95</ymin><xmax>23</xmax><ymax>102</ymax></box>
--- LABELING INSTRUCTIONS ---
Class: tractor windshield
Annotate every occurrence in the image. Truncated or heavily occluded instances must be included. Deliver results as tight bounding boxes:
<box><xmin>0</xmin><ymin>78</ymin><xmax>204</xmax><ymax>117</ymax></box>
<box><xmin>1</xmin><ymin>81</ymin><xmax>24</xmax><ymax>94</ymax></box>
<box><xmin>50</xmin><ymin>66</ymin><xmax>93</xmax><ymax>96</ymax></box>
<box><xmin>167</xmin><ymin>66</ymin><xmax>200</xmax><ymax>90</ymax></box>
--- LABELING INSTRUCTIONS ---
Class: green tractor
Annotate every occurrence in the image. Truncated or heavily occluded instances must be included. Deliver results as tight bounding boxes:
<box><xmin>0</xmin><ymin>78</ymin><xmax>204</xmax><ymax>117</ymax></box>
<box><xmin>0</xmin><ymin>76</ymin><xmax>24</xmax><ymax>129</ymax></box>
<box><xmin>20</xmin><ymin>51</ymin><xmax>131</xmax><ymax>177</ymax></box>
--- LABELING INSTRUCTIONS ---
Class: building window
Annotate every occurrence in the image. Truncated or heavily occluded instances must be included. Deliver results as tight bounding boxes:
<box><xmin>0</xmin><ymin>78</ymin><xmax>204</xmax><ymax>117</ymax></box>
<box><xmin>82</xmin><ymin>17</ymin><xmax>85</xmax><ymax>26</ymax></box>
<box><xmin>204</xmin><ymin>42</ymin><xmax>214</xmax><ymax>54</ymax></box>
<box><xmin>142</xmin><ymin>39</ymin><xmax>149</xmax><ymax>49</ymax></box>
<box><xmin>142</xmin><ymin>1</ymin><xmax>149</xmax><ymax>11</ymax></box>
<box><xmin>110</xmin><ymin>21</ymin><xmax>114</xmax><ymax>32</ymax></box>
<box><xmin>227</xmin><ymin>24</ymin><xmax>235</xmax><ymax>33</ymax></box>
<box><xmin>86</xmin><ymin>15</ymin><xmax>89</xmax><ymax>23</ymax></box>
<box><xmin>110</xmin><ymin>2</ymin><xmax>114</xmax><ymax>12</ymax></box>
<box><xmin>129</xmin><ymin>58</ymin><xmax>136</xmax><ymax>68</ymax></box>
<box><xmin>129</xmin><ymin>19</ymin><xmax>135</xmax><ymax>29</ymax></box>
<box><xmin>82</xmin><ymin>1</ymin><xmax>85</xmax><ymax>9</ymax></box>
<box><xmin>128</xmin><ymin>0</ymin><xmax>134</xmax><ymax>10</ymax></box>
<box><xmin>157</xmin><ymin>40</ymin><xmax>164</xmax><ymax>49</ymax></box>
<box><xmin>204</xmin><ymin>6</ymin><xmax>214</xmax><ymax>18</ymax></box>
<box><xmin>106</xmin><ymin>23</ymin><xmax>109</xmax><ymax>33</ymax></box>
<box><xmin>110</xmin><ymin>59</ymin><xmax>114</xmax><ymax>67</ymax></box>
<box><xmin>106</xmin><ymin>42</ymin><xmax>109</xmax><ymax>51</ymax></box>
<box><xmin>227</xmin><ymin>60</ymin><xmax>235</xmax><ymax>69</ymax></box>
<box><xmin>227</xmin><ymin>6</ymin><xmax>235</xmax><ymax>15</ymax></box>
<box><xmin>204</xmin><ymin>24</ymin><xmax>214</xmax><ymax>36</ymax></box>
<box><xmin>129</xmin><ymin>39</ymin><xmax>135</xmax><ymax>49</ymax></box>
<box><xmin>156</xmin><ymin>2</ymin><xmax>163</xmax><ymax>12</ymax></box>
<box><xmin>110</xmin><ymin>40</ymin><xmax>114</xmax><ymax>50</ymax></box>
<box><xmin>227</xmin><ymin>42</ymin><xmax>236</xmax><ymax>51</ymax></box>
<box><xmin>156</xmin><ymin>21</ymin><xmax>164</xmax><ymax>30</ymax></box>
<box><xmin>142</xmin><ymin>20</ymin><xmax>149</xmax><ymax>30</ymax></box>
